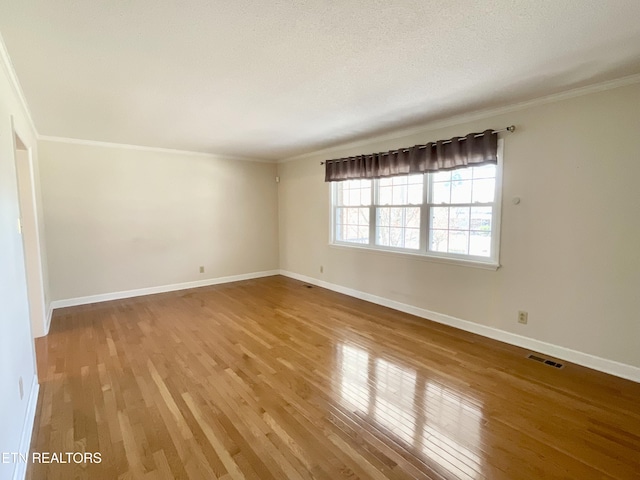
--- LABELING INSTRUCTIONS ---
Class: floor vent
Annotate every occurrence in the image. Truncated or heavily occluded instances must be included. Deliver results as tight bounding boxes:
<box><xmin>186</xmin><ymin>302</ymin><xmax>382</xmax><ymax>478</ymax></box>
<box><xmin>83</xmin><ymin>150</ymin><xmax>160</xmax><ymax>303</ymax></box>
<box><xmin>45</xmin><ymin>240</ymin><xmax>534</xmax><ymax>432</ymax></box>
<box><xmin>527</xmin><ymin>354</ymin><xmax>564</xmax><ymax>369</ymax></box>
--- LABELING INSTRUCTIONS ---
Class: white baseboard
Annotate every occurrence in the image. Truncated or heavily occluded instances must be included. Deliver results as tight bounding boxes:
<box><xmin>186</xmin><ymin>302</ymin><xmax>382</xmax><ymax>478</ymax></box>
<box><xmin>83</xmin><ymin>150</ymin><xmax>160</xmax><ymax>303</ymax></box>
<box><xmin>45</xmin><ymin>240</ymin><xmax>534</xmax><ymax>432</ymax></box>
<box><xmin>50</xmin><ymin>270</ymin><xmax>280</xmax><ymax>310</ymax></box>
<box><xmin>279</xmin><ymin>270</ymin><xmax>640</xmax><ymax>383</ymax></box>
<box><xmin>12</xmin><ymin>375</ymin><xmax>39</xmax><ymax>480</ymax></box>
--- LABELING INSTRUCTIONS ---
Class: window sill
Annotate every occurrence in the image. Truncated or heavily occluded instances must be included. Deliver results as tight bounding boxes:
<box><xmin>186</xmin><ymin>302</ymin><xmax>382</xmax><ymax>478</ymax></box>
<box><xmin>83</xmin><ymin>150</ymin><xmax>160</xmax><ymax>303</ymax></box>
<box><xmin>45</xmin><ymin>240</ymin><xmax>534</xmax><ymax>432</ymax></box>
<box><xmin>328</xmin><ymin>242</ymin><xmax>500</xmax><ymax>271</ymax></box>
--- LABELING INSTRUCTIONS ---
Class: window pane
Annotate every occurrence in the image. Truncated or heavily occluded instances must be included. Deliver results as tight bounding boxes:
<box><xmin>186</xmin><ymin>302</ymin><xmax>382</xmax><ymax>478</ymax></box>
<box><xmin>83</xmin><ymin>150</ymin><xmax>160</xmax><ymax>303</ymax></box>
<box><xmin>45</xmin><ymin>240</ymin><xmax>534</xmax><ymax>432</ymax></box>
<box><xmin>357</xmin><ymin>226</ymin><xmax>369</xmax><ymax>240</ymax></box>
<box><xmin>431</xmin><ymin>207</ymin><xmax>449</xmax><ymax>229</ymax></box>
<box><xmin>347</xmin><ymin>190</ymin><xmax>360</xmax><ymax>206</ymax></box>
<box><xmin>347</xmin><ymin>179</ymin><xmax>368</xmax><ymax>190</ymax></box>
<box><xmin>469</xmin><ymin>231</ymin><xmax>491</xmax><ymax>257</ymax></box>
<box><xmin>404</xmin><ymin>228</ymin><xmax>420</xmax><ymax>249</ymax></box>
<box><xmin>390</xmin><ymin>208</ymin><xmax>404</xmax><ymax>227</ymax></box>
<box><xmin>346</xmin><ymin>208</ymin><xmax>359</xmax><ymax>224</ymax></box>
<box><xmin>406</xmin><ymin>207</ymin><xmax>420</xmax><ymax>228</ymax></box>
<box><xmin>336</xmin><ymin>207</ymin><xmax>369</xmax><ymax>244</ymax></box>
<box><xmin>359</xmin><ymin>208</ymin><xmax>369</xmax><ymax>225</ymax></box>
<box><xmin>392</xmin><ymin>176</ymin><xmax>406</xmax><ymax>186</ymax></box>
<box><xmin>449</xmin><ymin>207</ymin><xmax>470</xmax><ymax>230</ymax></box>
<box><xmin>432</xmin><ymin>182</ymin><xmax>450</xmax><ymax>204</ymax></box>
<box><xmin>376</xmin><ymin>175</ymin><xmax>424</xmax><ymax>207</ymax></box>
<box><xmin>408</xmin><ymin>183</ymin><xmax>423</xmax><ymax>204</ymax></box>
<box><xmin>451</xmin><ymin>180</ymin><xmax>472</xmax><ymax>204</ymax></box>
<box><xmin>377</xmin><ymin>207</ymin><xmax>390</xmax><ymax>225</ymax></box>
<box><xmin>376</xmin><ymin>207</ymin><xmax>420</xmax><ymax>250</ymax></box>
<box><xmin>389</xmin><ymin>227</ymin><xmax>403</xmax><ymax>247</ymax></box>
<box><xmin>472</xmin><ymin>164</ymin><xmax>496</xmax><ymax>179</ymax></box>
<box><xmin>432</xmin><ymin>171</ymin><xmax>451</xmax><ymax>182</ymax></box>
<box><xmin>430</xmin><ymin>229</ymin><xmax>448</xmax><ymax>252</ymax></box>
<box><xmin>361</xmin><ymin>187</ymin><xmax>372</xmax><ymax>204</ymax></box>
<box><xmin>336</xmin><ymin>179</ymin><xmax>372</xmax><ymax>206</ymax></box>
<box><xmin>392</xmin><ymin>185</ymin><xmax>407</xmax><ymax>205</ymax></box>
<box><xmin>470</xmin><ymin>207</ymin><xmax>492</xmax><ymax>232</ymax></box>
<box><xmin>379</xmin><ymin>186</ymin><xmax>392</xmax><ymax>205</ymax></box>
<box><xmin>376</xmin><ymin>226</ymin><xmax>389</xmax><ymax>245</ymax></box>
<box><xmin>427</xmin><ymin>205</ymin><xmax>495</xmax><ymax>256</ymax></box>
<box><xmin>449</xmin><ymin>231</ymin><xmax>469</xmax><ymax>254</ymax></box>
<box><xmin>472</xmin><ymin>178</ymin><xmax>495</xmax><ymax>203</ymax></box>
<box><xmin>452</xmin><ymin>168</ymin><xmax>472</xmax><ymax>181</ymax></box>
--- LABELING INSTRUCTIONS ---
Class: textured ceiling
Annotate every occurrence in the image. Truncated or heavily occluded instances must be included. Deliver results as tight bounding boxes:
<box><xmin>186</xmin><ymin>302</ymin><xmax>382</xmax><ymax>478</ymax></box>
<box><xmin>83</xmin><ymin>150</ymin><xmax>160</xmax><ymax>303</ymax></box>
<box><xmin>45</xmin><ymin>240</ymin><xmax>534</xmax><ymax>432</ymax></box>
<box><xmin>1</xmin><ymin>1</ymin><xmax>640</xmax><ymax>160</ymax></box>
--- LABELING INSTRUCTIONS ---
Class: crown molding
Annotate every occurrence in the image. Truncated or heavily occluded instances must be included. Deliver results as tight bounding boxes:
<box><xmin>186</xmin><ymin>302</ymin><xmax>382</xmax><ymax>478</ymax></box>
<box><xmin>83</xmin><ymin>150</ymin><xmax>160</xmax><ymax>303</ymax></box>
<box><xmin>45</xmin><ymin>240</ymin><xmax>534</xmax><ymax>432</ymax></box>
<box><xmin>5</xmin><ymin>21</ymin><xmax>639</xmax><ymax>166</ymax></box>
<box><xmin>279</xmin><ymin>72</ymin><xmax>640</xmax><ymax>164</ymax></box>
<box><xmin>0</xmin><ymin>31</ymin><xmax>38</xmax><ymax>138</ymax></box>
<box><xmin>38</xmin><ymin>135</ymin><xmax>276</xmax><ymax>164</ymax></box>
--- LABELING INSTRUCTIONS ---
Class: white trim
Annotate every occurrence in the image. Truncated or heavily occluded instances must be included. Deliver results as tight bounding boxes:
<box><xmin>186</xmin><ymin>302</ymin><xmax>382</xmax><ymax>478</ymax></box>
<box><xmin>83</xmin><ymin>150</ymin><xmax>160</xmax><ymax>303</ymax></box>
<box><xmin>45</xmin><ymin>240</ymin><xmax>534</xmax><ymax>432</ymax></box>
<box><xmin>49</xmin><ymin>270</ymin><xmax>280</xmax><ymax>309</ymax></box>
<box><xmin>12</xmin><ymin>128</ymin><xmax>49</xmax><ymax>339</ymax></box>
<box><xmin>12</xmin><ymin>375</ymin><xmax>39</xmax><ymax>480</ymax></box>
<box><xmin>491</xmin><ymin>139</ymin><xmax>503</xmax><ymax>263</ymax></box>
<box><xmin>279</xmin><ymin>73</ymin><xmax>640</xmax><ymax>163</ymax></box>
<box><xmin>0</xmin><ymin>32</ymin><xmax>38</xmax><ymax>138</ymax></box>
<box><xmin>44</xmin><ymin>304</ymin><xmax>53</xmax><ymax>336</ymax></box>
<box><xmin>279</xmin><ymin>270</ymin><xmax>640</xmax><ymax>383</ymax></box>
<box><xmin>328</xmin><ymin>243</ymin><xmax>500</xmax><ymax>270</ymax></box>
<box><xmin>38</xmin><ymin>135</ymin><xmax>275</xmax><ymax>164</ymax></box>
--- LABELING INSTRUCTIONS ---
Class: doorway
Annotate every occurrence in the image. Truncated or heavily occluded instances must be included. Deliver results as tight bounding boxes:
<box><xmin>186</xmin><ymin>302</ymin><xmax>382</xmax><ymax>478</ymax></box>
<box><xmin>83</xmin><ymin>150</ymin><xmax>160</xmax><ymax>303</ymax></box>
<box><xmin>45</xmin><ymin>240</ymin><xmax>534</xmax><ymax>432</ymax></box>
<box><xmin>13</xmin><ymin>130</ymin><xmax>48</xmax><ymax>338</ymax></box>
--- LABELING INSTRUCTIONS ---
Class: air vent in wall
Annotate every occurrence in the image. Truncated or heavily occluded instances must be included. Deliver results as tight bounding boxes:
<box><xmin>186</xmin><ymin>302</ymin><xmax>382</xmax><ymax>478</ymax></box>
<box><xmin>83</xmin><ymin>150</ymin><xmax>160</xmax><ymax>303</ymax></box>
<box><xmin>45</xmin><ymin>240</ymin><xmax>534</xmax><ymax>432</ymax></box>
<box><xmin>527</xmin><ymin>354</ymin><xmax>564</xmax><ymax>369</ymax></box>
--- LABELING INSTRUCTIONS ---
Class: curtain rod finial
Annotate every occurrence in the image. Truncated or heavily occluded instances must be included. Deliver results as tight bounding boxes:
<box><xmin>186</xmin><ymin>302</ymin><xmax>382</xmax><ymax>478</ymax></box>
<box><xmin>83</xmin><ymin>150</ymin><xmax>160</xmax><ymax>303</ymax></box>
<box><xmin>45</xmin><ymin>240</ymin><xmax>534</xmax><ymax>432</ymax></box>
<box><xmin>507</xmin><ymin>125</ymin><xmax>516</xmax><ymax>133</ymax></box>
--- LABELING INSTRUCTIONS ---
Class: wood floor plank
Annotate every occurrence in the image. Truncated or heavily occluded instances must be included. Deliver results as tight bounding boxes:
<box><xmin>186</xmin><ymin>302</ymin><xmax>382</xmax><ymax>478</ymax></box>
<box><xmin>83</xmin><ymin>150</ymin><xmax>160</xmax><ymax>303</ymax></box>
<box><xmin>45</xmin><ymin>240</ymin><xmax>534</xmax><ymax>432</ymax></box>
<box><xmin>27</xmin><ymin>276</ymin><xmax>640</xmax><ymax>479</ymax></box>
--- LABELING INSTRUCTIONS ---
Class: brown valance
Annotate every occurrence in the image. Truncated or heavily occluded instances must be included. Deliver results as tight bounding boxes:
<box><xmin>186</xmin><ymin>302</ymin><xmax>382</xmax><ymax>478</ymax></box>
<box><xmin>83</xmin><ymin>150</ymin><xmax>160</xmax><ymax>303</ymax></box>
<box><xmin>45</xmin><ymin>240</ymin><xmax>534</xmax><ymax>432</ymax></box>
<box><xmin>324</xmin><ymin>129</ymin><xmax>498</xmax><ymax>182</ymax></box>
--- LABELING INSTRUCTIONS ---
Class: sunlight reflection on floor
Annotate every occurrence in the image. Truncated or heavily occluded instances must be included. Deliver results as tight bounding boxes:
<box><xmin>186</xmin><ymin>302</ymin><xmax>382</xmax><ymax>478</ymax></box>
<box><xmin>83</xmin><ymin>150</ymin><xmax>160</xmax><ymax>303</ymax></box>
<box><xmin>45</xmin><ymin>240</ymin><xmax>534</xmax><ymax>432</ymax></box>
<box><xmin>337</xmin><ymin>342</ymin><xmax>484</xmax><ymax>479</ymax></box>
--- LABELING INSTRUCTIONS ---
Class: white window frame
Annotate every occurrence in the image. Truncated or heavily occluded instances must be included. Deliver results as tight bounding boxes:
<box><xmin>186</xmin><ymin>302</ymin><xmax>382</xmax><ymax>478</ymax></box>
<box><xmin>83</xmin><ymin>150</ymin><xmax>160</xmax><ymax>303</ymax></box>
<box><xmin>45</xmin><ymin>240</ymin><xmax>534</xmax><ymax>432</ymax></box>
<box><xmin>330</xmin><ymin>140</ymin><xmax>503</xmax><ymax>270</ymax></box>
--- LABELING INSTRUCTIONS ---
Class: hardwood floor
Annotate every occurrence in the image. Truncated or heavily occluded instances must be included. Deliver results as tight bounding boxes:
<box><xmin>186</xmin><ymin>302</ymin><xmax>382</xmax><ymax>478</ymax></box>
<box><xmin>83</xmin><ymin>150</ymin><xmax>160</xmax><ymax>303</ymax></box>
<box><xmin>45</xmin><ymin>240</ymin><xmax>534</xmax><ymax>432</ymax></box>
<box><xmin>28</xmin><ymin>276</ymin><xmax>640</xmax><ymax>479</ymax></box>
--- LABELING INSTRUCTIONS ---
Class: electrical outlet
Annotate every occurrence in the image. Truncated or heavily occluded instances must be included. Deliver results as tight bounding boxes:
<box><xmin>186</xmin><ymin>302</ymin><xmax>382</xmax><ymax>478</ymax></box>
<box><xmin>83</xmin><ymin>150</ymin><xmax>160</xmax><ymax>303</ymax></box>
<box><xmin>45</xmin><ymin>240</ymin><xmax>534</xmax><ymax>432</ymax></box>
<box><xmin>19</xmin><ymin>377</ymin><xmax>24</xmax><ymax>400</ymax></box>
<box><xmin>199</xmin><ymin>266</ymin><xmax>205</xmax><ymax>273</ymax></box>
<box><xmin>320</xmin><ymin>265</ymin><xmax>324</xmax><ymax>273</ymax></box>
<box><xmin>518</xmin><ymin>311</ymin><xmax>528</xmax><ymax>325</ymax></box>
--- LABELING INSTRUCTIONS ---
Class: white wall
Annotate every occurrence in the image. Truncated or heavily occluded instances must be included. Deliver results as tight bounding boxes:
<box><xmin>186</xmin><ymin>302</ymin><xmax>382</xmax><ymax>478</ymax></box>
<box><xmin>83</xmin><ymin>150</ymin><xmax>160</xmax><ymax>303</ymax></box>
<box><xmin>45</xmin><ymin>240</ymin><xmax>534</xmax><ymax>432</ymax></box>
<box><xmin>0</xmin><ymin>44</ymin><xmax>39</xmax><ymax>480</ymax></box>
<box><xmin>277</xmin><ymin>81</ymin><xmax>640</xmax><ymax>371</ymax></box>
<box><xmin>39</xmin><ymin>141</ymin><xmax>279</xmax><ymax>301</ymax></box>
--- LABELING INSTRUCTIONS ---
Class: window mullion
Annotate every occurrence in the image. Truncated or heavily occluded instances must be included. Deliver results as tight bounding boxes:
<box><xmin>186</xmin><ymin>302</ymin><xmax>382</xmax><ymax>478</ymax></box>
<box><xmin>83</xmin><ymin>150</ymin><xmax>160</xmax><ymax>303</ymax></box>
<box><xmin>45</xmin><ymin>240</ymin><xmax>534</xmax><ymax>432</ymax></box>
<box><xmin>335</xmin><ymin>184</ymin><xmax>341</xmax><ymax>244</ymax></box>
<box><xmin>420</xmin><ymin>173</ymin><xmax>429</xmax><ymax>252</ymax></box>
<box><xmin>369</xmin><ymin>179</ymin><xmax>376</xmax><ymax>246</ymax></box>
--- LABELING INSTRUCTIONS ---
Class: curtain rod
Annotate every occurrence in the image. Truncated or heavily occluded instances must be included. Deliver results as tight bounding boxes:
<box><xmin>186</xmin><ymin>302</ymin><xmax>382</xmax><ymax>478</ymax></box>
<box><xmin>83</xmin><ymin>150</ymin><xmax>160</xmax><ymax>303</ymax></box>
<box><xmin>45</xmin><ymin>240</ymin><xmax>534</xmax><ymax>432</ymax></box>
<box><xmin>320</xmin><ymin>125</ymin><xmax>516</xmax><ymax>165</ymax></box>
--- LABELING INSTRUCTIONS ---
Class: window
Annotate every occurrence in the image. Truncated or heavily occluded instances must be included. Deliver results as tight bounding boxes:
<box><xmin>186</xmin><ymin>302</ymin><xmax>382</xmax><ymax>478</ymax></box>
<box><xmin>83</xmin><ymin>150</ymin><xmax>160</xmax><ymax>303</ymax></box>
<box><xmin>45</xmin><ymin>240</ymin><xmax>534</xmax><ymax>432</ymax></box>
<box><xmin>334</xmin><ymin>179</ymin><xmax>371</xmax><ymax>244</ymax></box>
<box><xmin>428</xmin><ymin>164</ymin><xmax>497</xmax><ymax>258</ymax></box>
<box><xmin>331</xmin><ymin>146</ymin><xmax>502</xmax><ymax>267</ymax></box>
<box><xmin>376</xmin><ymin>175</ymin><xmax>422</xmax><ymax>250</ymax></box>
